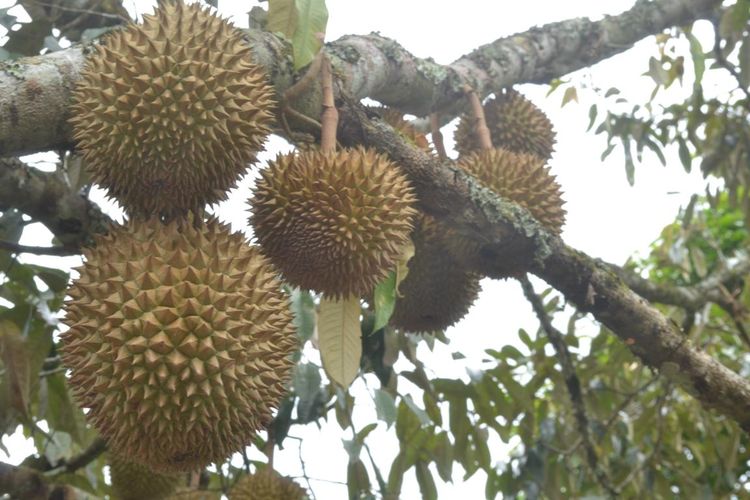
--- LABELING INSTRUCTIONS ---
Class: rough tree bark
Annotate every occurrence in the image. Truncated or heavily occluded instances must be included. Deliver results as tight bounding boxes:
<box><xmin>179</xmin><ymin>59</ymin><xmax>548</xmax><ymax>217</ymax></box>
<box><xmin>1</xmin><ymin>0</ymin><xmax>745</xmax><ymax>432</ymax></box>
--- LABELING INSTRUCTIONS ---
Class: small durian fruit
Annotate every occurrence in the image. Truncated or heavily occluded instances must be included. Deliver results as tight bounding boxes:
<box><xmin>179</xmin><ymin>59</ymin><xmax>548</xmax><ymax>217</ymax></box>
<box><xmin>229</xmin><ymin>470</ymin><xmax>307</xmax><ymax>500</ymax></box>
<box><xmin>369</xmin><ymin>106</ymin><xmax>431</xmax><ymax>151</ymax></box>
<box><xmin>458</xmin><ymin>148</ymin><xmax>565</xmax><ymax>234</ymax></box>
<box><xmin>109</xmin><ymin>454</ymin><xmax>180</xmax><ymax>500</ymax></box>
<box><xmin>391</xmin><ymin>215</ymin><xmax>481</xmax><ymax>333</ymax></box>
<box><xmin>168</xmin><ymin>489</ymin><xmax>221</xmax><ymax>500</ymax></box>
<box><xmin>61</xmin><ymin>218</ymin><xmax>297</xmax><ymax>472</ymax></box>
<box><xmin>70</xmin><ymin>1</ymin><xmax>275</xmax><ymax>218</ymax></box>
<box><xmin>250</xmin><ymin>146</ymin><xmax>418</xmax><ymax>298</ymax></box>
<box><xmin>454</xmin><ymin>88</ymin><xmax>555</xmax><ymax>160</ymax></box>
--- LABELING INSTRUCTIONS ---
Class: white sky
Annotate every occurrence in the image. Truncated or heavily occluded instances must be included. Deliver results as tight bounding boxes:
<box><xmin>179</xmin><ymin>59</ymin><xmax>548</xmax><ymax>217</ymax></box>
<box><xmin>0</xmin><ymin>0</ymin><xmax>722</xmax><ymax>498</ymax></box>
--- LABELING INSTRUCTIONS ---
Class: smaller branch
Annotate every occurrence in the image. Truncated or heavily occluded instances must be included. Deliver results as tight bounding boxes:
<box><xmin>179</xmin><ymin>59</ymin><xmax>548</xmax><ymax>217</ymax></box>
<box><xmin>611</xmin><ymin>256</ymin><xmax>750</xmax><ymax>312</ymax></box>
<box><xmin>45</xmin><ymin>437</ymin><xmax>107</xmax><ymax>476</ymax></box>
<box><xmin>286</xmin><ymin>435</ymin><xmax>316</xmax><ymax>500</ymax></box>
<box><xmin>429</xmin><ymin>113</ymin><xmax>447</xmax><ymax>160</ymax></box>
<box><xmin>22</xmin><ymin>0</ymin><xmax>128</xmax><ymax>20</ymax></box>
<box><xmin>0</xmin><ymin>240</ymin><xmax>80</xmax><ymax>256</ymax></box>
<box><xmin>599</xmin><ymin>376</ymin><xmax>659</xmax><ymax>441</ymax></box>
<box><xmin>521</xmin><ymin>276</ymin><xmax>618</xmax><ymax>498</ymax></box>
<box><xmin>462</xmin><ymin>85</ymin><xmax>493</xmax><ymax>150</ymax></box>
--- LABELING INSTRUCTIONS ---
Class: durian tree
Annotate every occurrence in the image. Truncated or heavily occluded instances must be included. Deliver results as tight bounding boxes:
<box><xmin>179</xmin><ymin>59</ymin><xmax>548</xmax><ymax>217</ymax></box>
<box><xmin>0</xmin><ymin>0</ymin><xmax>750</xmax><ymax>498</ymax></box>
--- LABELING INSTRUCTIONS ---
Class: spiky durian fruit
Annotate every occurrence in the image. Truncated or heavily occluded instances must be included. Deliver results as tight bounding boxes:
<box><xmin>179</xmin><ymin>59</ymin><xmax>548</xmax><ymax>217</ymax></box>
<box><xmin>228</xmin><ymin>470</ymin><xmax>307</xmax><ymax>500</ymax></box>
<box><xmin>168</xmin><ymin>489</ymin><xmax>221</xmax><ymax>500</ymax></box>
<box><xmin>61</xmin><ymin>218</ymin><xmax>297</xmax><ymax>472</ymax></box>
<box><xmin>458</xmin><ymin>148</ymin><xmax>565</xmax><ymax>234</ymax></box>
<box><xmin>454</xmin><ymin>89</ymin><xmax>555</xmax><ymax>159</ymax></box>
<box><xmin>250</xmin><ymin>146</ymin><xmax>417</xmax><ymax>298</ymax></box>
<box><xmin>369</xmin><ymin>106</ymin><xmax>431</xmax><ymax>151</ymax></box>
<box><xmin>391</xmin><ymin>216</ymin><xmax>481</xmax><ymax>332</ymax></box>
<box><xmin>109</xmin><ymin>454</ymin><xmax>180</xmax><ymax>500</ymax></box>
<box><xmin>69</xmin><ymin>0</ymin><xmax>275</xmax><ymax>218</ymax></box>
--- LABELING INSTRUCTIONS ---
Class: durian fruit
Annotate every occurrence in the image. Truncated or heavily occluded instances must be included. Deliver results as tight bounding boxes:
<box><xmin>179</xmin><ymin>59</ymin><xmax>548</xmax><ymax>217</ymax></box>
<box><xmin>228</xmin><ymin>469</ymin><xmax>307</xmax><ymax>500</ymax></box>
<box><xmin>369</xmin><ymin>106</ymin><xmax>431</xmax><ymax>151</ymax></box>
<box><xmin>69</xmin><ymin>0</ymin><xmax>275</xmax><ymax>218</ymax></box>
<box><xmin>61</xmin><ymin>218</ymin><xmax>297</xmax><ymax>472</ymax></box>
<box><xmin>250</xmin><ymin>146</ymin><xmax>418</xmax><ymax>298</ymax></box>
<box><xmin>168</xmin><ymin>489</ymin><xmax>221</xmax><ymax>500</ymax></box>
<box><xmin>458</xmin><ymin>148</ymin><xmax>565</xmax><ymax>234</ymax></box>
<box><xmin>391</xmin><ymin>215</ymin><xmax>481</xmax><ymax>332</ymax></box>
<box><xmin>454</xmin><ymin>88</ymin><xmax>555</xmax><ymax>159</ymax></box>
<box><xmin>109</xmin><ymin>454</ymin><xmax>181</xmax><ymax>500</ymax></box>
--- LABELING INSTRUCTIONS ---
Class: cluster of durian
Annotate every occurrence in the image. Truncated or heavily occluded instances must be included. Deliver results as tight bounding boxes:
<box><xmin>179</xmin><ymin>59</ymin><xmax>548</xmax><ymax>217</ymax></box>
<box><xmin>63</xmin><ymin>0</ymin><xmax>298</xmax><ymax>482</ymax></box>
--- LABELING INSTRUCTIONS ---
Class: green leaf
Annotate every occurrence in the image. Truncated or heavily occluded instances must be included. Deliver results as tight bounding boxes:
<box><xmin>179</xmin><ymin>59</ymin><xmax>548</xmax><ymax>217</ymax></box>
<box><xmin>347</xmin><ymin>458</ymin><xmax>371</xmax><ymax>498</ymax></box>
<box><xmin>318</xmin><ymin>296</ymin><xmax>362</xmax><ymax>388</ymax></box>
<box><xmin>43</xmin><ymin>373</ymin><xmax>85</xmax><ymax>444</ymax></box>
<box><xmin>586</xmin><ymin>104</ymin><xmax>598</xmax><ymax>132</ymax></box>
<box><xmin>403</xmin><ymin>394</ymin><xmax>432</xmax><ymax>426</ymax></box>
<box><xmin>677</xmin><ymin>137</ymin><xmax>691</xmax><ymax>173</ymax></box>
<box><xmin>684</xmin><ymin>31</ymin><xmax>705</xmax><ymax>87</ymax></box>
<box><xmin>292</xmin><ymin>362</ymin><xmax>323</xmax><ymax>422</ymax></box>
<box><xmin>372</xmin><ymin>271</ymin><xmax>396</xmax><ymax>333</ymax></box>
<box><xmin>290</xmin><ymin>288</ymin><xmax>316</xmax><ymax>343</ymax></box>
<box><xmin>374</xmin><ymin>389</ymin><xmax>397</xmax><ymax>428</ymax></box>
<box><xmin>268</xmin><ymin>0</ymin><xmax>329</xmax><ymax>69</ymax></box>
<box><xmin>0</xmin><ymin>320</ymin><xmax>30</xmax><ymax>420</ymax></box>
<box><xmin>416</xmin><ymin>461</ymin><xmax>438</xmax><ymax>500</ymax></box>
<box><xmin>561</xmin><ymin>86</ymin><xmax>578</xmax><ymax>107</ymax></box>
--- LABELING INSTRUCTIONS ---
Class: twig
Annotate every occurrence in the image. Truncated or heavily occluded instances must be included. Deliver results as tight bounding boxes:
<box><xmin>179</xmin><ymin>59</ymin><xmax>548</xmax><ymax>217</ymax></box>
<box><xmin>22</xmin><ymin>0</ymin><xmax>129</xmax><ymax>21</ymax></box>
<box><xmin>598</xmin><ymin>376</ymin><xmax>659</xmax><ymax>441</ymax></box>
<box><xmin>429</xmin><ymin>112</ymin><xmax>447</xmax><ymax>160</ymax></box>
<box><xmin>462</xmin><ymin>84</ymin><xmax>493</xmax><ymax>150</ymax></box>
<box><xmin>46</xmin><ymin>437</ymin><xmax>107</xmax><ymax>476</ymax></box>
<box><xmin>520</xmin><ymin>276</ymin><xmax>618</xmax><ymax>498</ymax></box>
<box><xmin>0</xmin><ymin>240</ymin><xmax>80</xmax><ymax>256</ymax></box>
<box><xmin>286</xmin><ymin>435</ymin><xmax>316</xmax><ymax>500</ymax></box>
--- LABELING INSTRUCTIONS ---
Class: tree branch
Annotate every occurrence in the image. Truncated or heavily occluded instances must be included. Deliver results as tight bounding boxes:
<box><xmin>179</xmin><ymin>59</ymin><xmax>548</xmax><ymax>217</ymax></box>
<box><xmin>336</xmin><ymin>100</ymin><xmax>750</xmax><ymax>433</ymax></box>
<box><xmin>0</xmin><ymin>239</ymin><xmax>80</xmax><ymax>256</ymax></box>
<box><xmin>0</xmin><ymin>0</ymin><xmax>721</xmax><ymax>156</ymax></box>
<box><xmin>611</xmin><ymin>256</ymin><xmax>750</xmax><ymax>312</ymax></box>
<box><xmin>520</xmin><ymin>276</ymin><xmax>617</xmax><ymax>497</ymax></box>
<box><xmin>0</xmin><ymin>157</ymin><xmax>110</xmax><ymax>248</ymax></box>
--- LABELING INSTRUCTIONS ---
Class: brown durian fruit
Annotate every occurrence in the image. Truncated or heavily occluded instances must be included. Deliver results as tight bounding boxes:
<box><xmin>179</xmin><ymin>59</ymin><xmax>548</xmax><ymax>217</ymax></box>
<box><xmin>61</xmin><ymin>218</ymin><xmax>297</xmax><ymax>472</ymax></box>
<box><xmin>391</xmin><ymin>215</ymin><xmax>481</xmax><ymax>333</ymax></box>
<box><xmin>109</xmin><ymin>454</ymin><xmax>181</xmax><ymax>500</ymax></box>
<box><xmin>168</xmin><ymin>489</ymin><xmax>221</xmax><ymax>500</ymax></box>
<box><xmin>228</xmin><ymin>470</ymin><xmax>307</xmax><ymax>500</ymax></box>
<box><xmin>458</xmin><ymin>148</ymin><xmax>565</xmax><ymax>233</ymax></box>
<box><xmin>250</xmin><ymin>146</ymin><xmax>418</xmax><ymax>298</ymax></box>
<box><xmin>369</xmin><ymin>106</ymin><xmax>431</xmax><ymax>151</ymax></box>
<box><xmin>454</xmin><ymin>88</ymin><xmax>555</xmax><ymax>160</ymax></box>
<box><xmin>69</xmin><ymin>1</ymin><xmax>275</xmax><ymax>218</ymax></box>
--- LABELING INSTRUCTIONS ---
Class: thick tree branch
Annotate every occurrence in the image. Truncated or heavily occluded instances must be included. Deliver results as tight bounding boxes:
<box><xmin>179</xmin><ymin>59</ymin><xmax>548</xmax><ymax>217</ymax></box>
<box><xmin>336</xmin><ymin>102</ymin><xmax>750</xmax><ymax>433</ymax></box>
<box><xmin>0</xmin><ymin>0</ymin><xmax>721</xmax><ymax>156</ymax></box>
<box><xmin>0</xmin><ymin>157</ymin><xmax>110</xmax><ymax>247</ymax></box>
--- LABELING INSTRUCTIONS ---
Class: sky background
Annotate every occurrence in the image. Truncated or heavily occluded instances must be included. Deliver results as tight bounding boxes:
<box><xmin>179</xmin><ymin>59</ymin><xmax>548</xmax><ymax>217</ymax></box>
<box><xmin>0</xmin><ymin>0</ymin><xmax>722</xmax><ymax>498</ymax></box>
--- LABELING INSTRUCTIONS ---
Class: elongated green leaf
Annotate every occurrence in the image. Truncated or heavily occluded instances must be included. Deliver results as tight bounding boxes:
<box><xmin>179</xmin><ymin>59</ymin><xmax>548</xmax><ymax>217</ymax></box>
<box><xmin>293</xmin><ymin>362</ymin><xmax>323</xmax><ymax>422</ymax></box>
<box><xmin>685</xmin><ymin>31</ymin><xmax>705</xmax><ymax>87</ymax></box>
<box><xmin>416</xmin><ymin>461</ymin><xmax>438</xmax><ymax>500</ymax></box>
<box><xmin>374</xmin><ymin>389</ymin><xmax>397</xmax><ymax>428</ymax></box>
<box><xmin>372</xmin><ymin>271</ymin><xmax>396</xmax><ymax>333</ymax></box>
<box><xmin>318</xmin><ymin>296</ymin><xmax>361</xmax><ymax>388</ymax></box>
<box><xmin>347</xmin><ymin>458</ymin><xmax>371</xmax><ymax>498</ymax></box>
<box><xmin>0</xmin><ymin>320</ymin><xmax>29</xmax><ymax>419</ymax></box>
<box><xmin>739</xmin><ymin>32</ymin><xmax>750</xmax><ymax>89</ymax></box>
<box><xmin>290</xmin><ymin>288</ymin><xmax>316</xmax><ymax>343</ymax></box>
<box><xmin>268</xmin><ymin>0</ymin><xmax>328</xmax><ymax>69</ymax></box>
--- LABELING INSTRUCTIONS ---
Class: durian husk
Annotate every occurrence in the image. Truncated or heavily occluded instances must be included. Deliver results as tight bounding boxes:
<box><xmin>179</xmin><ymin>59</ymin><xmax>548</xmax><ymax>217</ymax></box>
<box><xmin>250</xmin><ymin>146</ymin><xmax>418</xmax><ymax>298</ymax></box>
<box><xmin>369</xmin><ymin>106</ymin><xmax>431</xmax><ymax>152</ymax></box>
<box><xmin>168</xmin><ymin>489</ymin><xmax>221</xmax><ymax>500</ymax></box>
<box><xmin>228</xmin><ymin>470</ymin><xmax>307</xmax><ymax>500</ymax></box>
<box><xmin>454</xmin><ymin>89</ymin><xmax>555</xmax><ymax>160</ymax></box>
<box><xmin>109</xmin><ymin>454</ymin><xmax>181</xmax><ymax>500</ymax></box>
<box><xmin>70</xmin><ymin>1</ymin><xmax>275</xmax><ymax>218</ymax></box>
<box><xmin>446</xmin><ymin>148</ymin><xmax>565</xmax><ymax>276</ymax></box>
<box><xmin>391</xmin><ymin>215</ymin><xmax>481</xmax><ymax>333</ymax></box>
<box><xmin>61</xmin><ymin>218</ymin><xmax>297</xmax><ymax>472</ymax></box>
